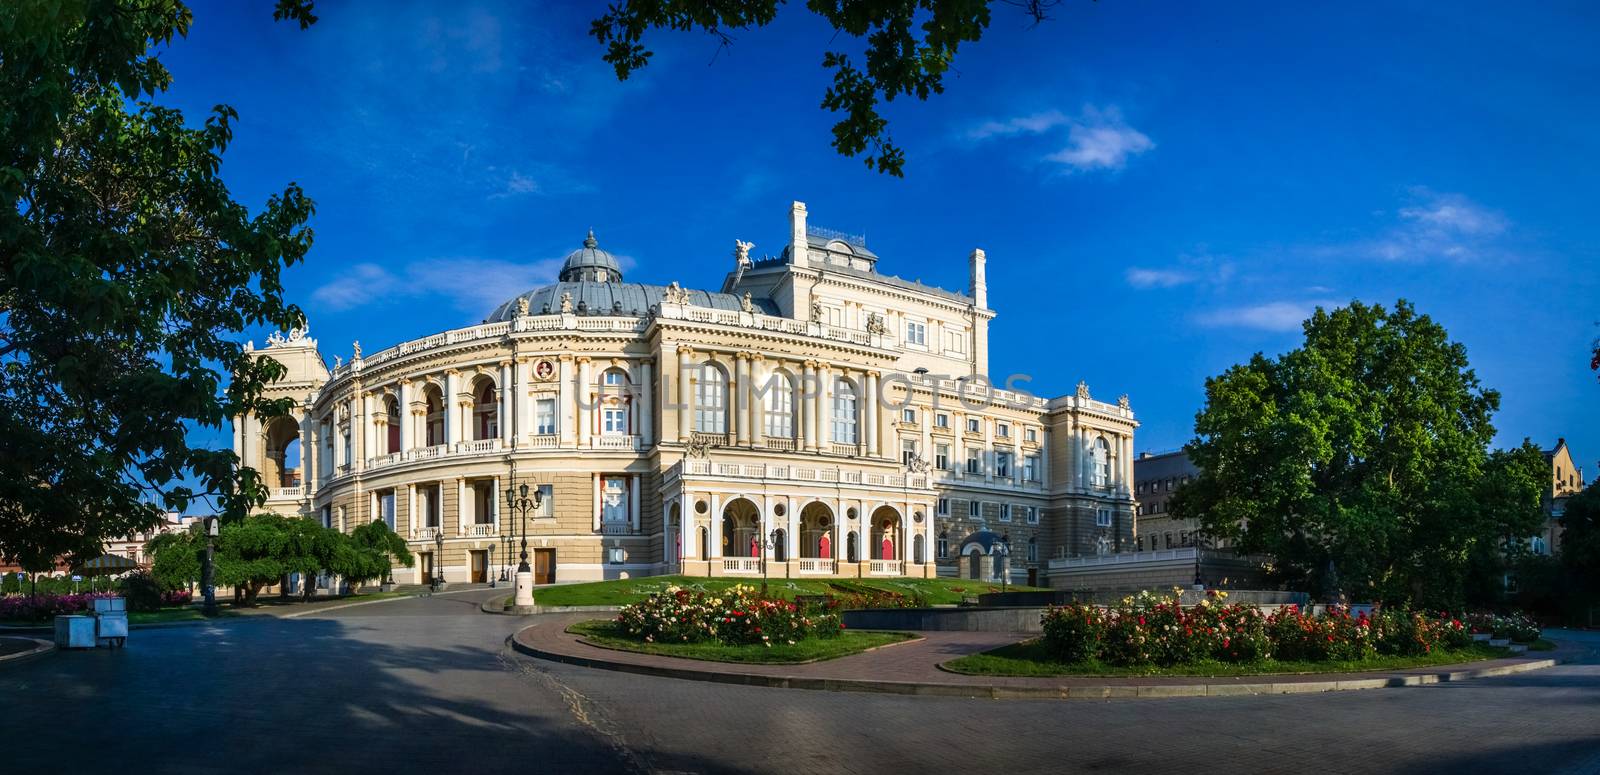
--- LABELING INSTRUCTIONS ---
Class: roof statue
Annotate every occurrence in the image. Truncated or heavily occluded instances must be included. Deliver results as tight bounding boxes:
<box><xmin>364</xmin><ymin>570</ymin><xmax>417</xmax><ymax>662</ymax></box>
<box><xmin>1117</xmin><ymin>393</ymin><xmax>1130</xmax><ymax>409</ymax></box>
<box><xmin>352</xmin><ymin>340</ymin><xmax>362</xmax><ymax>359</ymax></box>
<box><xmin>865</xmin><ymin>312</ymin><xmax>886</xmax><ymax>335</ymax></box>
<box><xmin>740</xmin><ymin>291</ymin><xmax>754</xmax><ymax>313</ymax></box>
<box><xmin>560</xmin><ymin>291</ymin><xmax>573</xmax><ymax>313</ymax></box>
<box><xmin>811</xmin><ymin>299</ymin><xmax>823</xmax><ymax>323</ymax></box>
<box><xmin>333</xmin><ymin>355</ymin><xmax>343</xmax><ymax>369</ymax></box>
<box><xmin>265</xmin><ymin>325</ymin><xmax>312</xmax><ymax>349</ymax></box>
<box><xmin>515</xmin><ymin>296</ymin><xmax>529</xmax><ymax>317</ymax></box>
<box><xmin>663</xmin><ymin>281</ymin><xmax>689</xmax><ymax>304</ymax></box>
<box><xmin>1076</xmin><ymin>380</ymin><xmax>1090</xmax><ymax>399</ymax></box>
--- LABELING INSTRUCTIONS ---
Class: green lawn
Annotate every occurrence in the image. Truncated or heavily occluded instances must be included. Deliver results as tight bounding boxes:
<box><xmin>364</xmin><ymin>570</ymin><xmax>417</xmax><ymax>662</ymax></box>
<box><xmin>944</xmin><ymin>640</ymin><xmax>1512</xmax><ymax>677</ymax></box>
<box><xmin>1528</xmin><ymin>638</ymin><xmax>1557</xmax><ymax>651</ymax></box>
<box><xmin>127</xmin><ymin>607</ymin><xmax>238</xmax><ymax>624</ymax></box>
<box><xmin>531</xmin><ymin>575</ymin><xmax>1042</xmax><ymax>607</ymax></box>
<box><xmin>569</xmin><ymin>619</ymin><xmax>913</xmax><ymax>664</ymax></box>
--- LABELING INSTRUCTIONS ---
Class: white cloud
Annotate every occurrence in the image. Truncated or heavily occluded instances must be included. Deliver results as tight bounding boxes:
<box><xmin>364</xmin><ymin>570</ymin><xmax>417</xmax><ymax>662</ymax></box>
<box><xmin>1197</xmin><ymin>300</ymin><xmax>1338</xmax><ymax>332</ymax></box>
<box><xmin>488</xmin><ymin>170</ymin><xmax>540</xmax><ymax>199</ymax></box>
<box><xmin>1368</xmin><ymin>189</ymin><xmax>1510</xmax><ymax>262</ymax></box>
<box><xmin>311</xmin><ymin>256</ymin><xmax>566</xmax><ymax>315</ymax></box>
<box><xmin>964</xmin><ymin>105</ymin><xmax>1154</xmax><ymax>172</ymax></box>
<box><xmin>1125</xmin><ymin>267</ymin><xmax>1195</xmax><ymax>289</ymax></box>
<box><xmin>965</xmin><ymin>110</ymin><xmax>1069</xmax><ymax>141</ymax></box>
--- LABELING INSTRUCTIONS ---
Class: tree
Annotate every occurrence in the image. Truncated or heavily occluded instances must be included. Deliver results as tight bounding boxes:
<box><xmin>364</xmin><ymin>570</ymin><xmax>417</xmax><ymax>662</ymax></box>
<box><xmin>147</xmin><ymin>526</ymin><xmax>205</xmax><ymax>590</ymax></box>
<box><xmin>1172</xmin><ymin>300</ymin><xmax>1524</xmax><ymax>607</ymax></box>
<box><xmin>0</xmin><ymin>2</ymin><xmax>317</xmax><ymax>574</ymax></box>
<box><xmin>591</xmin><ymin>1</ymin><xmax>1076</xmax><ymax>177</ymax></box>
<box><xmin>348</xmin><ymin>520</ymin><xmax>414</xmax><ymax>591</ymax></box>
<box><xmin>1461</xmin><ymin>442</ymin><xmax>1549</xmax><ymax>606</ymax></box>
<box><xmin>1559</xmin><ymin>482</ymin><xmax>1600</xmax><ymax>621</ymax></box>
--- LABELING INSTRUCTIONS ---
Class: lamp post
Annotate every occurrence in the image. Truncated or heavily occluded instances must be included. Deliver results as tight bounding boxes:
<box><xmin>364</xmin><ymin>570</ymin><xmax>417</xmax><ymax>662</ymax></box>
<box><xmin>504</xmin><ymin>479</ymin><xmax>544</xmax><ymax>609</ymax></box>
<box><xmin>201</xmin><ymin>516</ymin><xmax>219</xmax><ymax>617</ymax></box>
<box><xmin>431</xmin><ymin>529</ymin><xmax>445</xmax><ymax>592</ymax></box>
<box><xmin>757</xmin><ymin>528</ymin><xmax>779</xmax><ymax>596</ymax></box>
<box><xmin>487</xmin><ymin>544</ymin><xmax>496</xmax><ymax>588</ymax></box>
<box><xmin>1000</xmin><ymin>532</ymin><xmax>1010</xmax><ymax>592</ymax></box>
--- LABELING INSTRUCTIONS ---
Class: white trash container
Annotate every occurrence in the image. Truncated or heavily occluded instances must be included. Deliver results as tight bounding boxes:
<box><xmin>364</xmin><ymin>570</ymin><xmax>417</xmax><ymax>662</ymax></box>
<box><xmin>54</xmin><ymin>615</ymin><xmax>97</xmax><ymax>649</ymax></box>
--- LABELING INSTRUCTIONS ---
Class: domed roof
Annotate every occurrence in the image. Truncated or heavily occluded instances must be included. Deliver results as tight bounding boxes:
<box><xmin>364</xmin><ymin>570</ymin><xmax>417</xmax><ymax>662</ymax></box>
<box><xmin>559</xmin><ymin>230</ymin><xmax>624</xmax><ymax>283</ymax></box>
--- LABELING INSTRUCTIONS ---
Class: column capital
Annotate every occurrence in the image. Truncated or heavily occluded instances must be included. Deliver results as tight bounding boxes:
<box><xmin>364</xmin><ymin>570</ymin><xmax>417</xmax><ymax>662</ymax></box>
<box><xmin>559</xmin><ymin>352</ymin><xmax>575</xmax><ymax>362</ymax></box>
<box><xmin>735</xmin><ymin>352</ymin><xmax>750</xmax><ymax>362</ymax></box>
<box><xmin>576</xmin><ymin>355</ymin><xmax>592</xmax><ymax>365</ymax></box>
<box><xmin>445</xmin><ymin>368</ymin><xmax>460</xmax><ymax>377</ymax></box>
<box><xmin>499</xmin><ymin>359</ymin><xmax>513</xmax><ymax>368</ymax></box>
<box><xmin>398</xmin><ymin>377</ymin><xmax>412</xmax><ymax>386</ymax></box>
<box><xmin>866</xmin><ymin>370</ymin><xmax>882</xmax><ymax>380</ymax></box>
<box><xmin>676</xmin><ymin>344</ymin><xmax>695</xmax><ymax>356</ymax></box>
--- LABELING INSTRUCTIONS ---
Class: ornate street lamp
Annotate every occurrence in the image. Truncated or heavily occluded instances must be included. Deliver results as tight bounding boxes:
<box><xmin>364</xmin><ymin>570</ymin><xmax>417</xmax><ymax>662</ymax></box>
<box><xmin>487</xmin><ymin>544</ymin><xmax>496</xmax><ymax>588</ymax></box>
<box><xmin>999</xmin><ymin>532</ymin><xmax>1010</xmax><ymax>593</ymax></box>
<box><xmin>504</xmin><ymin>478</ymin><xmax>544</xmax><ymax>608</ymax></box>
<box><xmin>432</xmin><ymin>529</ymin><xmax>445</xmax><ymax>592</ymax></box>
<box><xmin>757</xmin><ymin>528</ymin><xmax>780</xmax><ymax>596</ymax></box>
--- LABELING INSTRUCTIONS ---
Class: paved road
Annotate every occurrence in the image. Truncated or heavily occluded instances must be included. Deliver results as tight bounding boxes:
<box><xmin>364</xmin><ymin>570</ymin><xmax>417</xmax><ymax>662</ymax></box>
<box><xmin>4</xmin><ymin>590</ymin><xmax>1599</xmax><ymax>774</ymax></box>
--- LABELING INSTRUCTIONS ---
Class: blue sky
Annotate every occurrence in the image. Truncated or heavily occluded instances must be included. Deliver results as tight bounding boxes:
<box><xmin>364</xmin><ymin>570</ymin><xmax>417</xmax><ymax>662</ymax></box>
<box><xmin>165</xmin><ymin>1</ymin><xmax>1599</xmax><ymax>472</ymax></box>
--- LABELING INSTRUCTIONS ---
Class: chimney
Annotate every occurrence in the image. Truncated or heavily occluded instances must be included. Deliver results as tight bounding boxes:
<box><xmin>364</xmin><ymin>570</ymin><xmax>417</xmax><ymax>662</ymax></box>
<box><xmin>789</xmin><ymin>201</ymin><xmax>808</xmax><ymax>265</ymax></box>
<box><xmin>968</xmin><ymin>248</ymin><xmax>988</xmax><ymax>308</ymax></box>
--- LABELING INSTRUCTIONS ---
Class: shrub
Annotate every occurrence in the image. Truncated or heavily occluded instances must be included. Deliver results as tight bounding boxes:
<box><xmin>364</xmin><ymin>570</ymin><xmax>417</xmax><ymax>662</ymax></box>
<box><xmin>0</xmin><ymin>592</ymin><xmax>120</xmax><ymax>621</ymax></box>
<box><xmin>1041</xmin><ymin>604</ymin><xmax>1103</xmax><ymax>663</ymax></box>
<box><xmin>121</xmin><ymin>572</ymin><xmax>165</xmax><ymax>613</ymax></box>
<box><xmin>615</xmin><ymin>584</ymin><xmax>843</xmax><ymax>647</ymax></box>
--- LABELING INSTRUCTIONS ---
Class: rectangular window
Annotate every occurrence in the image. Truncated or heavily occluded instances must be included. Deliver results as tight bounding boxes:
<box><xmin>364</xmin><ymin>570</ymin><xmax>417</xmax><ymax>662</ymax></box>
<box><xmin>320</xmin><ymin>505</ymin><xmax>332</xmax><ymax>529</ymax></box>
<box><xmin>1025</xmin><ymin>428</ymin><xmax>1037</xmax><ymax>442</ymax></box>
<box><xmin>1023</xmin><ymin>455</ymin><xmax>1040</xmax><ymax>483</ymax></box>
<box><xmin>997</xmin><ymin>423</ymin><xmax>1010</xmax><ymax>438</ymax></box>
<box><xmin>904</xmin><ymin>320</ymin><xmax>927</xmax><ymax>347</ymax></box>
<box><xmin>966</xmin><ymin>449</ymin><xmax>981</xmax><ymax>474</ymax></box>
<box><xmin>1096</xmin><ymin>508</ymin><xmax>1112</xmax><ymax>528</ymax></box>
<box><xmin>935</xmin><ymin>444</ymin><xmax>950</xmax><ymax>470</ymax></box>
<box><xmin>996</xmin><ymin>451</ymin><xmax>1012</xmax><ymax>479</ymax></box>
<box><xmin>603</xmin><ymin>370</ymin><xmax>624</xmax><ymax>386</ymax></box>
<box><xmin>602</xmin><ymin>406</ymin><xmax>627</xmax><ymax>434</ymax></box>
<box><xmin>969</xmin><ymin>500</ymin><xmax>981</xmax><ymax>518</ymax></box>
<box><xmin>1026</xmin><ymin>506</ymin><xmax>1039</xmax><ymax>524</ymax></box>
<box><xmin>695</xmin><ymin>365</ymin><xmax>727</xmax><ymax>434</ymax></box>
<box><xmin>380</xmin><ymin>491</ymin><xmax>396</xmax><ymax>529</ymax></box>
<box><xmin>902</xmin><ymin>408</ymin><xmax>917</xmax><ymax>423</ymax></box>
<box><xmin>764</xmin><ymin>376</ymin><xmax>794</xmax><ymax>438</ymax></box>
<box><xmin>831</xmin><ymin>379</ymin><xmax>858</xmax><ymax>444</ymax></box>
<box><xmin>966</xmin><ymin>417</ymin><xmax>980</xmax><ymax>433</ymax></box>
<box><xmin>935</xmin><ymin>413</ymin><xmax>949</xmax><ymax>429</ymax></box>
<box><xmin>937</xmin><ymin>535</ymin><xmax>949</xmax><ymax>559</ymax></box>
<box><xmin>535</xmin><ymin>398</ymin><xmax>556</xmax><ymax>435</ymax></box>
<box><xmin>999</xmin><ymin>504</ymin><xmax>1012</xmax><ymax>522</ymax></box>
<box><xmin>608</xmin><ymin>547</ymin><xmax>625</xmax><ymax>564</ymax></box>
<box><xmin>902</xmin><ymin>439</ymin><xmax>919</xmax><ymax>466</ymax></box>
<box><xmin>536</xmin><ymin>484</ymin><xmax>554</xmax><ymax>518</ymax></box>
<box><xmin>601</xmin><ymin>477</ymin><xmax>629</xmax><ymax>524</ymax></box>
<box><xmin>937</xmin><ymin>498</ymin><xmax>950</xmax><ymax>516</ymax></box>
<box><xmin>1027</xmin><ymin>540</ymin><xmax>1038</xmax><ymax>562</ymax></box>
<box><xmin>945</xmin><ymin>329</ymin><xmax>967</xmax><ymax>355</ymax></box>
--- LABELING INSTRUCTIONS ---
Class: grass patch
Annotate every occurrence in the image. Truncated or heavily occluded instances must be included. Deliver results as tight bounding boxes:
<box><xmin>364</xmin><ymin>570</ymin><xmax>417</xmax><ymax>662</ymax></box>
<box><xmin>127</xmin><ymin>607</ymin><xmax>237</xmax><ymax>624</ymax></box>
<box><xmin>944</xmin><ymin>639</ymin><xmax>1511</xmax><ymax>677</ymax></box>
<box><xmin>569</xmin><ymin>619</ymin><xmax>913</xmax><ymax>664</ymax></box>
<box><xmin>531</xmin><ymin>575</ymin><xmax>1042</xmax><ymax>608</ymax></box>
<box><xmin>1527</xmin><ymin>638</ymin><xmax>1557</xmax><ymax>652</ymax></box>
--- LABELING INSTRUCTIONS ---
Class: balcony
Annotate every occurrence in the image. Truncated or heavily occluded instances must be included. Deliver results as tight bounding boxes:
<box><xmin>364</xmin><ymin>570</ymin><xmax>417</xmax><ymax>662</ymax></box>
<box><xmin>599</xmin><ymin>522</ymin><xmax>634</xmax><ymax>535</ymax></box>
<box><xmin>414</xmin><ymin>525</ymin><xmax>442</xmax><ymax>541</ymax></box>
<box><xmin>271</xmin><ymin>486</ymin><xmax>303</xmax><ymax>500</ymax></box>
<box><xmin>453</xmin><ymin>438</ymin><xmax>502</xmax><ymax>454</ymax></box>
<box><xmin>798</xmin><ymin>558</ymin><xmax>835</xmax><ymax>575</ymax></box>
<box><xmin>677</xmin><ymin>460</ymin><xmax>930</xmax><ymax>490</ymax></box>
<box><xmin>591</xmin><ymin>434</ymin><xmax>640</xmax><ymax>451</ymax></box>
<box><xmin>460</xmin><ymin>522</ymin><xmax>496</xmax><ymax>538</ymax></box>
<box><xmin>721</xmin><ymin>558</ymin><xmax>761</xmax><ymax>574</ymax></box>
<box><xmin>868</xmin><ymin>560</ymin><xmax>902</xmax><ymax>576</ymax></box>
<box><xmin>525</xmin><ymin>434</ymin><xmax>559</xmax><ymax>449</ymax></box>
<box><xmin>760</xmin><ymin>437</ymin><xmax>797</xmax><ymax>452</ymax></box>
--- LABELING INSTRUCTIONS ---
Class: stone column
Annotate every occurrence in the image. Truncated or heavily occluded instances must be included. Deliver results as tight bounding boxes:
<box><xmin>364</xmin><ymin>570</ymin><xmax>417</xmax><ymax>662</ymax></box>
<box><xmin>635</xmin><ymin>360</ymin><xmax>652</xmax><ymax>446</ymax></box>
<box><xmin>748</xmin><ymin>357</ymin><xmax>765</xmax><ymax>448</ymax></box>
<box><xmin>407</xmin><ymin>483</ymin><xmax>417</xmax><ymax>537</ymax></box>
<box><xmin>630</xmin><ymin>475</ymin><xmax>641</xmax><ymax>532</ymax></box>
<box><xmin>231</xmin><ymin>416</ymin><xmax>243</xmax><ymax>467</ymax></box>
<box><xmin>733</xmin><ymin>353</ymin><xmax>750</xmax><ymax>446</ymax></box>
<box><xmin>499</xmin><ymin>361</ymin><xmax>513</xmax><ymax>444</ymax></box>
<box><xmin>458</xmin><ymin>478</ymin><xmax>469</xmax><ymax>529</ymax></box>
<box><xmin>298</xmin><ymin>409</ymin><xmax>312</xmax><ymax>494</ymax></box>
<box><xmin>576</xmin><ymin>357</ymin><xmax>592</xmax><ymax>448</ymax></box>
<box><xmin>515</xmin><ymin>358</ymin><xmax>532</xmax><ymax>445</ymax></box>
<box><xmin>816</xmin><ymin>364</ymin><xmax>832</xmax><ymax>448</ymax></box>
<box><xmin>983</xmin><ymin>415</ymin><xmax>994</xmax><ymax>484</ymax></box>
<box><xmin>800</xmin><ymin>361</ymin><xmax>816</xmax><ymax>451</ymax></box>
<box><xmin>863</xmin><ymin>371</ymin><xmax>878</xmax><ymax>456</ymax></box>
<box><xmin>558</xmin><ymin>355</ymin><xmax>575</xmax><ymax>448</ymax></box>
<box><xmin>1014</xmin><ymin>433</ymin><xmax>1024</xmax><ymax>487</ymax></box>
<box><xmin>444</xmin><ymin>370</ymin><xmax>460</xmax><ymax>444</ymax></box>
<box><xmin>677</xmin><ymin>346</ymin><xmax>693</xmax><ymax>441</ymax></box>
<box><xmin>398</xmin><ymin>380</ymin><xmax>414</xmax><ymax>451</ymax></box>
<box><xmin>786</xmin><ymin>497</ymin><xmax>799</xmax><ymax>560</ymax></box>
<box><xmin>708</xmin><ymin>493</ymin><xmax>722</xmax><ymax>559</ymax></box>
<box><xmin>679</xmin><ymin>494</ymin><xmax>693</xmax><ymax>559</ymax></box>
<box><xmin>357</xmin><ymin>392</ymin><xmax>372</xmax><ymax>469</ymax></box>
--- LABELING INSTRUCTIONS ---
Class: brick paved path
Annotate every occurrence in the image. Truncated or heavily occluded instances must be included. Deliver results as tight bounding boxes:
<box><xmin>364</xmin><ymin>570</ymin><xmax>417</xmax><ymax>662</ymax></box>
<box><xmin>517</xmin><ymin>612</ymin><xmax>1580</xmax><ymax>694</ymax></box>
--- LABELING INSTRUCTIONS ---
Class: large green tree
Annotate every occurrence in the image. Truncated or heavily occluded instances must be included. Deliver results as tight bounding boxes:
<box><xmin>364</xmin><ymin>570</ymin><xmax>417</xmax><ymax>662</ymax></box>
<box><xmin>1171</xmin><ymin>300</ymin><xmax>1542</xmax><ymax>607</ymax></box>
<box><xmin>347</xmin><ymin>520</ymin><xmax>414</xmax><ymax>591</ymax></box>
<box><xmin>0</xmin><ymin>1</ymin><xmax>317</xmax><ymax>573</ymax></box>
<box><xmin>591</xmin><ymin>0</ymin><xmax>1078</xmax><ymax>176</ymax></box>
<box><xmin>1559</xmin><ymin>482</ymin><xmax>1600</xmax><ymax>619</ymax></box>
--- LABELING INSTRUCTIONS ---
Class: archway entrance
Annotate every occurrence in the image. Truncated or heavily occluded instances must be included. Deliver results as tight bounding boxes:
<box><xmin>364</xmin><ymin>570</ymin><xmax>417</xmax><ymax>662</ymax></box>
<box><xmin>721</xmin><ymin>497</ymin><xmax>761</xmax><ymax>559</ymax></box>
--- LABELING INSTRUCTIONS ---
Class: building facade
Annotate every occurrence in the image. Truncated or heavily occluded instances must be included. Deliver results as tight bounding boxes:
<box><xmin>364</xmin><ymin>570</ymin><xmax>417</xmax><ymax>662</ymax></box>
<box><xmin>1132</xmin><ymin>450</ymin><xmax>1202</xmax><ymax>551</ymax></box>
<box><xmin>1538</xmin><ymin>438</ymin><xmax>1587</xmax><ymax>556</ymax></box>
<box><xmin>235</xmin><ymin>202</ymin><xmax>1138</xmax><ymax>585</ymax></box>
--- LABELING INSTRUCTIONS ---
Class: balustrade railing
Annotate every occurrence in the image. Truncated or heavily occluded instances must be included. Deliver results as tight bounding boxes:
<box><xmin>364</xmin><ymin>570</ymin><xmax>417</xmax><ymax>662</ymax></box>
<box><xmin>868</xmin><ymin>560</ymin><xmax>902</xmax><ymax>576</ymax></box>
<box><xmin>798</xmin><ymin>558</ymin><xmax>836</xmax><ymax>575</ymax></box>
<box><xmin>599</xmin><ymin>523</ymin><xmax>634</xmax><ymax>535</ymax></box>
<box><xmin>272</xmin><ymin>486</ymin><xmax>303</xmax><ymax>499</ymax></box>
<box><xmin>591</xmin><ymin>435</ymin><xmax>640</xmax><ymax>450</ymax></box>
<box><xmin>460</xmin><ymin>523</ymin><xmax>496</xmax><ymax>538</ymax></box>
<box><xmin>721</xmin><ymin>558</ymin><xmax>761</xmax><ymax>574</ymax></box>
<box><xmin>414</xmin><ymin>526</ymin><xmax>442</xmax><ymax>540</ymax></box>
<box><xmin>525</xmin><ymin>434</ymin><xmax>559</xmax><ymax>449</ymax></box>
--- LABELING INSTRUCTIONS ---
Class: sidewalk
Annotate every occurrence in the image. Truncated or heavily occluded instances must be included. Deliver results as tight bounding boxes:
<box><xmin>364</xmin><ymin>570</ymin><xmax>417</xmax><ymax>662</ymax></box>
<box><xmin>513</xmin><ymin>613</ymin><xmax>1583</xmax><ymax>700</ymax></box>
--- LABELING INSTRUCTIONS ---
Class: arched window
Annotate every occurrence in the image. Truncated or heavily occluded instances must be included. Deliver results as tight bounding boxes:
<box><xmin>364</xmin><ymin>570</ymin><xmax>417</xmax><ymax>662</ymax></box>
<box><xmin>694</xmin><ymin>364</ymin><xmax>727</xmax><ymax>434</ymax></box>
<box><xmin>831</xmin><ymin>378</ymin><xmax>858</xmax><ymax>444</ymax></box>
<box><xmin>1092</xmin><ymin>436</ymin><xmax>1111</xmax><ymax>487</ymax></box>
<box><xmin>846</xmin><ymin>531</ymin><xmax>859</xmax><ymax>563</ymax></box>
<box><xmin>601</xmin><ymin>367</ymin><xmax>627</xmax><ymax>387</ymax></box>
<box><xmin>763</xmin><ymin>372</ymin><xmax>795</xmax><ymax>438</ymax></box>
<box><xmin>913</xmin><ymin>534</ymin><xmax>925</xmax><ymax>564</ymax></box>
<box><xmin>1028</xmin><ymin>536</ymin><xmax>1038</xmax><ymax>562</ymax></box>
<box><xmin>937</xmin><ymin>531</ymin><xmax>949</xmax><ymax>559</ymax></box>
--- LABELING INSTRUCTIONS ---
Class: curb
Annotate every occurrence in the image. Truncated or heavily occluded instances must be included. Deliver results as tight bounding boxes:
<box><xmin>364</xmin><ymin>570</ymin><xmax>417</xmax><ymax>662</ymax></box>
<box><xmin>479</xmin><ymin>595</ymin><xmax>622</xmax><ymax>616</ymax></box>
<box><xmin>0</xmin><ymin>637</ymin><xmax>56</xmax><ymax>667</ymax></box>
<box><xmin>511</xmin><ymin>625</ymin><xmax>1568</xmax><ymax>701</ymax></box>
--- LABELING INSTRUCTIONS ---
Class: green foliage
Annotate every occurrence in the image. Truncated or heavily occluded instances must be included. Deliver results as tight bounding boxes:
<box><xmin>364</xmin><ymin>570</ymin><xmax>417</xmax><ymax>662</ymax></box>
<box><xmin>0</xmin><ymin>1</ymin><xmax>315</xmax><ymax>573</ymax></box>
<box><xmin>121</xmin><ymin>571</ymin><xmax>165</xmax><ymax>613</ymax></box>
<box><xmin>591</xmin><ymin>0</ymin><xmax>1036</xmax><ymax>176</ymax></box>
<box><xmin>348</xmin><ymin>520</ymin><xmax>413</xmax><ymax>588</ymax></box>
<box><xmin>1172</xmin><ymin>300</ymin><xmax>1539</xmax><ymax>608</ymax></box>
<box><xmin>1559</xmin><ymin>482</ymin><xmax>1600</xmax><ymax>611</ymax></box>
<box><xmin>148</xmin><ymin>527</ymin><xmax>204</xmax><ymax>589</ymax></box>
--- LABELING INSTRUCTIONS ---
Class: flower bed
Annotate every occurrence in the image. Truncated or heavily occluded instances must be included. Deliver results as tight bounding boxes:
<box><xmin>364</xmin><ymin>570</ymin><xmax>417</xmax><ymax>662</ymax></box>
<box><xmin>1040</xmin><ymin>590</ymin><xmax>1496</xmax><ymax>668</ymax></box>
<box><xmin>1465</xmin><ymin>611</ymin><xmax>1542</xmax><ymax>643</ymax></box>
<box><xmin>616</xmin><ymin>584</ymin><xmax>843</xmax><ymax>647</ymax></box>
<box><xmin>0</xmin><ymin>592</ymin><xmax>122</xmax><ymax>622</ymax></box>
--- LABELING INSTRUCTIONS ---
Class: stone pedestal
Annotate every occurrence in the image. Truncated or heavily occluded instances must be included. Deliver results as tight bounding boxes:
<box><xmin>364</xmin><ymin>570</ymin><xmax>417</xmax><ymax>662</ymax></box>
<box><xmin>514</xmin><ymin>570</ymin><xmax>535</xmax><ymax>609</ymax></box>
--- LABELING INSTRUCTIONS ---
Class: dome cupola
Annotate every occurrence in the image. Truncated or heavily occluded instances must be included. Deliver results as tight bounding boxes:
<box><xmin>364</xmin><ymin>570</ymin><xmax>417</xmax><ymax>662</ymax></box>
<box><xmin>559</xmin><ymin>230</ymin><xmax>623</xmax><ymax>283</ymax></box>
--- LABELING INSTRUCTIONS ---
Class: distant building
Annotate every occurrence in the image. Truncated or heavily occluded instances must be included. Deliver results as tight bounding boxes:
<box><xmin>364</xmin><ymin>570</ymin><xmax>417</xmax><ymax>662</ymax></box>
<box><xmin>1539</xmin><ymin>438</ymin><xmax>1587</xmax><ymax>556</ymax></box>
<box><xmin>104</xmin><ymin>514</ymin><xmax>202</xmax><ymax>568</ymax></box>
<box><xmin>1133</xmin><ymin>450</ymin><xmax>1204</xmax><ymax>551</ymax></box>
